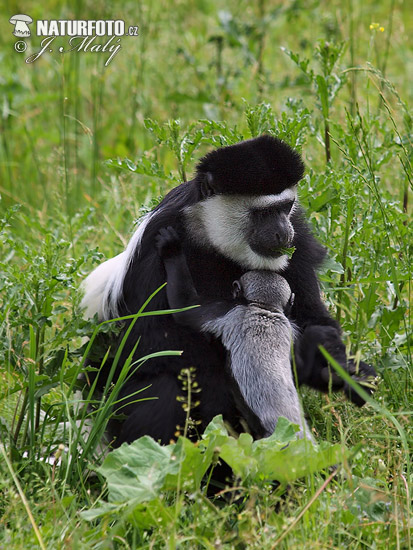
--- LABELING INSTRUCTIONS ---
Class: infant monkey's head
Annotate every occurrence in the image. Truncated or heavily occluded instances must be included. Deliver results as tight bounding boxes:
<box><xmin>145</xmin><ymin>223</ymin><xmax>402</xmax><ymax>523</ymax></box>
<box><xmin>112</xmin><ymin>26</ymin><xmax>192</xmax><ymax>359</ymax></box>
<box><xmin>232</xmin><ymin>270</ymin><xmax>293</xmax><ymax>311</ymax></box>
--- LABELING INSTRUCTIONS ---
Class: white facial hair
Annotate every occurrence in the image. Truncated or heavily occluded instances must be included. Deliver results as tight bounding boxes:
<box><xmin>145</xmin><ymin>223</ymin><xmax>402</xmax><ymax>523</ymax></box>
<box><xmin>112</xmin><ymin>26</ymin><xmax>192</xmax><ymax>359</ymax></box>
<box><xmin>184</xmin><ymin>189</ymin><xmax>297</xmax><ymax>271</ymax></box>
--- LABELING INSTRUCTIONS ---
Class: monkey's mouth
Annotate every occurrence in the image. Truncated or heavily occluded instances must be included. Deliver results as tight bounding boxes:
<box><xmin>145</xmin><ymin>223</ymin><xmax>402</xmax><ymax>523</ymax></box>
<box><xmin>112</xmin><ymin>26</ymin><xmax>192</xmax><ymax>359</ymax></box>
<box><xmin>250</xmin><ymin>243</ymin><xmax>296</xmax><ymax>259</ymax></box>
<box><xmin>274</xmin><ymin>246</ymin><xmax>296</xmax><ymax>259</ymax></box>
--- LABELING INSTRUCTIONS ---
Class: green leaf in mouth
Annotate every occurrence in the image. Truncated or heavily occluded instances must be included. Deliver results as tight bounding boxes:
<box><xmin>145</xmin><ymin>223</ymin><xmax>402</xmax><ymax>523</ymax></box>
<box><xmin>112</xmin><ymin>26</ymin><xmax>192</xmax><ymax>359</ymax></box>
<box><xmin>277</xmin><ymin>246</ymin><xmax>296</xmax><ymax>258</ymax></box>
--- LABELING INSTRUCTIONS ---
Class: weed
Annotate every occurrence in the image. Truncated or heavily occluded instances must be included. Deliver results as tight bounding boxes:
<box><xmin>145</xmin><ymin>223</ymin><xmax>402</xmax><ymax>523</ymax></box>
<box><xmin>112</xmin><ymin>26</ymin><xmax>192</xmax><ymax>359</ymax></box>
<box><xmin>0</xmin><ymin>1</ymin><xmax>411</xmax><ymax>547</ymax></box>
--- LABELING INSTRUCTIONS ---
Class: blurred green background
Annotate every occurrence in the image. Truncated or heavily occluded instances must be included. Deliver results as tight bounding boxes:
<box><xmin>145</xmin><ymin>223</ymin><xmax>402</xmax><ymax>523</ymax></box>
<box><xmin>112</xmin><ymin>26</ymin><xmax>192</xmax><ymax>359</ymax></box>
<box><xmin>0</xmin><ymin>2</ymin><xmax>411</xmax><ymax>547</ymax></box>
<box><xmin>1</xmin><ymin>1</ymin><xmax>411</xmax><ymax>221</ymax></box>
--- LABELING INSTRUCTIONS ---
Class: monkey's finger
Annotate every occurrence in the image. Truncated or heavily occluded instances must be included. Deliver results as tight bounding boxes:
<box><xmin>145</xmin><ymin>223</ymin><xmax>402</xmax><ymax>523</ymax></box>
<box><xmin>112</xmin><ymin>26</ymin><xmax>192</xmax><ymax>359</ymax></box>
<box><xmin>343</xmin><ymin>375</ymin><xmax>378</xmax><ymax>407</ymax></box>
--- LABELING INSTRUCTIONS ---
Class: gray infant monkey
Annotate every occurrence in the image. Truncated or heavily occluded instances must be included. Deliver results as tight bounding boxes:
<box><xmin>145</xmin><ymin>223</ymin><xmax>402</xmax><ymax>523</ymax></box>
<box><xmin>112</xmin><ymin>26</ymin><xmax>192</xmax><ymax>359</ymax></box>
<box><xmin>156</xmin><ymin>226</ymin><xmax>313</xmax><ymax>441</ymax></box>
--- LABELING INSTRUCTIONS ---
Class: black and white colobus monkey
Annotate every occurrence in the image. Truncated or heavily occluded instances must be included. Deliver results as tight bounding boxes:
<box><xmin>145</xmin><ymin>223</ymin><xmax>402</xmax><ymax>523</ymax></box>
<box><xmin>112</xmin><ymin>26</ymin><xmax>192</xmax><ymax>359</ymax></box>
<box><xmin>81</xmin><ymin>135</ymin><xmax>376</xmax><ymax>446</ymax></box>
<box><xmin>155</xmin><ymin>225</ymin><xmax>313</xmax><ymax>441</ymax></box>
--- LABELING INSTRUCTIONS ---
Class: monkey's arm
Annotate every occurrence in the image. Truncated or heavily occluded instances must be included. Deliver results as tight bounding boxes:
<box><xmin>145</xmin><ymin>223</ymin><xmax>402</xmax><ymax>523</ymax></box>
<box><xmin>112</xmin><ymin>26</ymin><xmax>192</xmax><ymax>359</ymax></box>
<box><xmin>156</xmin><ymin>227</ymin><xmax>233</xmax><ymax>329</ymax></box>
<box><xmin>293</xmin><ymin>325</ymin><xmax>377</xmax><ymax>406</ymax></box>
<box><xmin>285</xmin><ymin>210</ymin><xmax>377</xmax><ymax>405</ymax></box>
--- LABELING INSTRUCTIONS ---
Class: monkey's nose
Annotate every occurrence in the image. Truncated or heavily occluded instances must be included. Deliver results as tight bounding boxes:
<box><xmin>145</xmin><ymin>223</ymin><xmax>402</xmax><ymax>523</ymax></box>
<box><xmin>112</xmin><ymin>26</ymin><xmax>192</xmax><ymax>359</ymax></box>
<box><xmin>272</xmin><ymin>231</ymin><xmax>292</xmax><ymax>249</ymax></box>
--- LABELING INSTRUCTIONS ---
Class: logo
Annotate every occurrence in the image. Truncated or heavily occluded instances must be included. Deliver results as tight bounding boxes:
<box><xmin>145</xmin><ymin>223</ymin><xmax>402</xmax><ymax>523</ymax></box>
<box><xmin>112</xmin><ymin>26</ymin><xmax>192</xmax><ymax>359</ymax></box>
<box><xmin>10</xmin><ymin>14</ymin><xmax>33</xmax><ymax>37</ymax></box>
<box><xmin>10</xmin><ymin>15</ymin><xmax>138</xmax><ymax>66</ymax></box>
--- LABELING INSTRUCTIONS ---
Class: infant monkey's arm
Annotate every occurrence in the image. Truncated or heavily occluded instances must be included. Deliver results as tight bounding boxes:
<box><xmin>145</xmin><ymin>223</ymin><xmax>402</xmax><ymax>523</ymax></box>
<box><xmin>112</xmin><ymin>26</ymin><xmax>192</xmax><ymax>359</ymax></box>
<box><xmin>155</xmin><ymin>226</ymin><xmax>233</xmax><ymax>329</ymax></box>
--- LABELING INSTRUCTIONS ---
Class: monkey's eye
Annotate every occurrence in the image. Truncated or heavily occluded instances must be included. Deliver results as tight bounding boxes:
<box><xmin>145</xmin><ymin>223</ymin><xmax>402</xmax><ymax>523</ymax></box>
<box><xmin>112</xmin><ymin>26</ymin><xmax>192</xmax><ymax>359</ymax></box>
<box><xmin>281</xmin><ymin>200</ymin><xmax>295</xmax><ymax>214</ymax></box>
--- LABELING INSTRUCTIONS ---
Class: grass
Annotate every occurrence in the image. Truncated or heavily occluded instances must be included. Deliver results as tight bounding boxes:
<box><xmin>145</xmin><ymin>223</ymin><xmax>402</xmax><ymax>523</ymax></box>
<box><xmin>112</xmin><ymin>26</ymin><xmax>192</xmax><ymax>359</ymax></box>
<box><xmin>0</xmin><ymin>0</ymin><xmax>411</xmax><ymax>548</ymax></box>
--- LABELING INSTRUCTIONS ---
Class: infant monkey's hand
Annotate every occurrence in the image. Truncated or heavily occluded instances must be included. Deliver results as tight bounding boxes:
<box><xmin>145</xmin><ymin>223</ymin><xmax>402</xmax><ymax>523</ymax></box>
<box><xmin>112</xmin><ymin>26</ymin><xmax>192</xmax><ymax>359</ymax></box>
<box><xmin>155</xmin><ymin>226</ymin><xmax>182</xmax><ymax>259</ymax></box>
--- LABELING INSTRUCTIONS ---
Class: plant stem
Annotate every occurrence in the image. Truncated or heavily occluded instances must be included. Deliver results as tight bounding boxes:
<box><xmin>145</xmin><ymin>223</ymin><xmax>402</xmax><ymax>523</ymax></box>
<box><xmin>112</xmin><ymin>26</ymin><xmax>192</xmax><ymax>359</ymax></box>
<box><xmin>0</xmin><ymin>445</ymin><xmax>47</xmax><ymax>550</ymax></box>
<box><xmin>256</xmin><ymin>0</ymin><xmax>267</xmax><ymax>98</ymax></box>
<box><xmin>324</xmin><ymin>122</ymin><xmax>331</xmax><ymax>164</ymax></box>
<box><xmin>347</xmin><ymin>0</ymin><xmax>357</xmax><ymax>117</ymax></box>
<box><xmin>13</xmin><ymin>389</ymin><xmax>29</xmax><ymax>444</ymax></box>
<box><xmin>272</xmin><ymin>468</ymin><xmax>338</xmax><ymax>547</ymax></box>
<box><xmin>336</xmin><ymin>197</ymin><xmax>354</xmax><ymax>322</ymax></box>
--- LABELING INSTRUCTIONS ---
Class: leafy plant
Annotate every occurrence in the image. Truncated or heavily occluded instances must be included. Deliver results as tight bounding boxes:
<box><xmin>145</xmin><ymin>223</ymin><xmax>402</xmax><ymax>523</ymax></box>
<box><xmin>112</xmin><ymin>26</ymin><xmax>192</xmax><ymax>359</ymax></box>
<box><xmin>82</xmin><ymin>416</ymin><xmax>344</xmax><ymax>527</ymax></box>
<box><xmin>282</xmin><ymin>40</ymin><xmax>348</xmax><ymax>163</ymax></box>
<box><xmin>0</xmin><ymin>1</ymin><xmax>411</xmax><ymax>546</ymax></box>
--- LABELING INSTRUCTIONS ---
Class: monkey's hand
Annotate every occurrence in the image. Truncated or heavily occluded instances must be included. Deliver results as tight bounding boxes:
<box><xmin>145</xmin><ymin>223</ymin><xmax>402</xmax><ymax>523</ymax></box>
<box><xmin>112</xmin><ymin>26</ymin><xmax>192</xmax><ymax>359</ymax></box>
<box><xmin>295</xmin><ymin>325</ymin><xmax>378</xmax><ymax>406</ymax></box>
<box><xmin>342</xmin><ymin>359</ymin><xmax>378</xmax><ymax>406</ymax></box>
<box><xmin>155</xmin><ymin>226</ymin><xmax>182</xmax><ymax>259</ymax></box>
<box><xmin>315</xmin><ymin>330</ymin><xmax>378</xmax><ymax>406</ymax></box>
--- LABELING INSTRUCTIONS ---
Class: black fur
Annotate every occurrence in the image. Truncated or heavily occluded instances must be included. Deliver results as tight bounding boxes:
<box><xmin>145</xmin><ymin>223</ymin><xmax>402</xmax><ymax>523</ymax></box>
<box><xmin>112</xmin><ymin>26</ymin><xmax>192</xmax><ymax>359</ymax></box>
<box><xmin>155</xmin><ymin>226</ymin><xmax>311</xmax><ymax>440</ymax></box>
<box><xmin>86</xmin><ymin>136</ymin><xmax>375</xmax><ymax>447</ymax></box>
<box><xmin>196</xmin><ymin>135</ymin><xmax>305</xmax><ymax>195</ymax></box>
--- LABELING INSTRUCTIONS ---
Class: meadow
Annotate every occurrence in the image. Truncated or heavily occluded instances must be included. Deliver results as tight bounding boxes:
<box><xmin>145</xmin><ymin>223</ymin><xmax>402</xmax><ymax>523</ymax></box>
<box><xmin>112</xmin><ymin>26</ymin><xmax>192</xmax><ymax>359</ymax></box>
<box><xmin>0</xmin><ymin>1</ymin><xmax>411</xmax><ymax>548</ymax></box>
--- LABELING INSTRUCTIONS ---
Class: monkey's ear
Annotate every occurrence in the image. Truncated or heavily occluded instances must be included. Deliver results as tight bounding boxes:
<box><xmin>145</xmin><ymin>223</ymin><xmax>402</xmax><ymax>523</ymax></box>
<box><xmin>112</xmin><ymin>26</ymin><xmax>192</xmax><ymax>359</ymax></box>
<box><xmin>232</xmin><ymin>280</ymin><xmax>242</xmax><ymax>299</ymax></box>
<box><xmin>200</xmin><ymin>172</ymin><xmax>215</xmax><ymax>198</ymax></box>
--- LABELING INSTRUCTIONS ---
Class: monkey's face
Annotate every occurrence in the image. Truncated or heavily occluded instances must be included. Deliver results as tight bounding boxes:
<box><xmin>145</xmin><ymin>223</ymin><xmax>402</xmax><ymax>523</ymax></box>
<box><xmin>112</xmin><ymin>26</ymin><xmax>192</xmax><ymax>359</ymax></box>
<box><xmin>184</xmin><ymin>187</ymin><xmax>297</xmax><ymax>271</ymax></box>
<box><xmin>234</xmin><ymin>271</ymin><xmax>292</xmax><ymax>309</ymax></box>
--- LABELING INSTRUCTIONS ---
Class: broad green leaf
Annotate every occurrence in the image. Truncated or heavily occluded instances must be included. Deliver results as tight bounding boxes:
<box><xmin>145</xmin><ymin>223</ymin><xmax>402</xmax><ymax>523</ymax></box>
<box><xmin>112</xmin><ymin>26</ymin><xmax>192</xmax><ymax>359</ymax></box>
<box><xmin>84</xmin><ymin>416</ymin><xmax>347</xmax><ymax>527</ymax></box>
<box><xmin>257</xmin><ymin>440</ymin><xmax>344</xmax><ymax>483</ymax></box>
<box><xmin>219</xmin><ymin>432</ymin><xmax>257</xmax><ymax>479</ymax></box>
<box><xmin>98</xmin><ymin>436</ymin><xmax>178</xmax><ymax>503</ymax></box>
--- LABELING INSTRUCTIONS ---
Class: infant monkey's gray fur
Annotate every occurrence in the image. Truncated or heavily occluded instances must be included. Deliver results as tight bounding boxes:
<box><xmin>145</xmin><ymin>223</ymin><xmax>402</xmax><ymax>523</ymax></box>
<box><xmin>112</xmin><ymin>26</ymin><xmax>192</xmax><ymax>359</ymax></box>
<box><xmin>208</xmin><ymin>271</ymin><xmax>313</xmax><ymax>440</ymax></box>
<box><xmin>156</xmin><ymin>226</ymin><xmax>313</xmax><ymax>441</ymax></box>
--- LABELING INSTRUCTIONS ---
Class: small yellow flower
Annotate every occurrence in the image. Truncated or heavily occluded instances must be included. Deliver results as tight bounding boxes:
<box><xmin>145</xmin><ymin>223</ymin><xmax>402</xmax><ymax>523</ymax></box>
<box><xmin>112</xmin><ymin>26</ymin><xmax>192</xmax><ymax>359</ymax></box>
<box><xmin>379</xmin><ymin>26</ymin><xmax>385</xmax><ymax>32</ymax></box>
<box><xmin>369</xmin><ymin>22</ymin><xmax>379</xmax><ymax>30</ymax></box>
